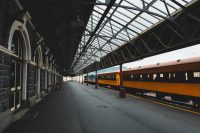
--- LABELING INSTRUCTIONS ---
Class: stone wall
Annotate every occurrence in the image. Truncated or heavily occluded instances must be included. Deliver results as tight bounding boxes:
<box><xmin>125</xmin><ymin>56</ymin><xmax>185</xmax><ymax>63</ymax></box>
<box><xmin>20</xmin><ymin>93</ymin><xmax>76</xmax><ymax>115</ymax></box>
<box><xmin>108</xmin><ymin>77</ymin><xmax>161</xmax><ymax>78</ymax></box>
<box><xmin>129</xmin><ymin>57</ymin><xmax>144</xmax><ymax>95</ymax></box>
<box><xmin>27</xmin><ymin>63</ymin><xmax>36</xmax><ymax>98</ymax></box>
<box><xmin>40</xmin><ymin>69</ymin><xmax>45</xmax><ymax>91</ymax></box>
<box><xmin>0</xmin><ymin>52</ymin><xmax>10</xmax><ymax>113</ymax></box>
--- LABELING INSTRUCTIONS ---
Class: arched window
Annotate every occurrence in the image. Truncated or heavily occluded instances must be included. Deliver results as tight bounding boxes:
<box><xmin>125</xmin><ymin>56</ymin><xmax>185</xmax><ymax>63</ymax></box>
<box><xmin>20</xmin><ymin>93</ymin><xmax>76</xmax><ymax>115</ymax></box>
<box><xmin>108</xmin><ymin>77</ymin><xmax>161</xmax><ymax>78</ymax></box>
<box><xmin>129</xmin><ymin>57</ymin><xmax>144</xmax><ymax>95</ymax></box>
<box><xmin>33</xmin><ymin>46</ymin><xmax>43</xmax><ymax>98</ymax></box>
<box><xmin>34</xmin><ymin>49</ymin><xmax>40</xmax><ymax>97</ymax></box>
<box><xmin>10</xmin><ymin>31</ymin><xmax>24</xmax><ymax>111</ymax></box>
<box><xmin>11</xmin><ymin>31</ymin><xmax>23</xmax><ymax>58</ymax></box>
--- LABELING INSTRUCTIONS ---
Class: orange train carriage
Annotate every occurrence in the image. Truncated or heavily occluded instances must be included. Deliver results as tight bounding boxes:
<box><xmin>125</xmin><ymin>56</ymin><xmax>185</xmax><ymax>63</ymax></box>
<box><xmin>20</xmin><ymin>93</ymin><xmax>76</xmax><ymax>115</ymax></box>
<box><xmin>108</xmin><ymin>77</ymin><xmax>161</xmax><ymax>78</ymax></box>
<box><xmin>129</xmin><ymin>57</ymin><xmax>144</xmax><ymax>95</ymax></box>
<box><xmin>98</xmin><ymin>72</ymin><xmax>120</xmax><ymax>87</ymax></box>
<box><xmin>97</xmin><ymin>57</ymin><xmax>200</xmax><ymax>106</ymax></box>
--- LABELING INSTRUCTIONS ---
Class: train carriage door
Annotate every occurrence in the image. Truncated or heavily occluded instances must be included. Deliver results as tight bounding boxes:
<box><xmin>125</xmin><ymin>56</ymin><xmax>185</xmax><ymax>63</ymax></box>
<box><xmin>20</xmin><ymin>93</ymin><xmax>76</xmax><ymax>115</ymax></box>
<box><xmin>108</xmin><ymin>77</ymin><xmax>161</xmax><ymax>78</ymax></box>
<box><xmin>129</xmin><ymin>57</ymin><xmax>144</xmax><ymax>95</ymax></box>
<box><xmin>10</xmin><ymin>31</ymin><xmax>23</xmax><ymax>112</ymax></box>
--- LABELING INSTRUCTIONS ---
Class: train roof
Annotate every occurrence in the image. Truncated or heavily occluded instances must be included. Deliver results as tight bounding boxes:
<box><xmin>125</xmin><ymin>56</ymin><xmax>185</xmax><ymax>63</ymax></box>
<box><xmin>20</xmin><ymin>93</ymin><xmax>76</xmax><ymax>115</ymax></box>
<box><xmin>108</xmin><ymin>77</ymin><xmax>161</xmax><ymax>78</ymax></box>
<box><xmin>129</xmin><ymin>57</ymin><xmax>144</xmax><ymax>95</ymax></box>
<box><xmin>98</xmin><ymin>71</ymin><xmax>119</xmax><ymax>76</ymax></box>
<box><xmin>97</xmin><ymin>57</ymin><xmax>200</xmax><ymax>75</ymax></box>
<box><xmin>124</xmin><ymin>56</ymin><xmax>200</xmax><ymax>73</ymax></box>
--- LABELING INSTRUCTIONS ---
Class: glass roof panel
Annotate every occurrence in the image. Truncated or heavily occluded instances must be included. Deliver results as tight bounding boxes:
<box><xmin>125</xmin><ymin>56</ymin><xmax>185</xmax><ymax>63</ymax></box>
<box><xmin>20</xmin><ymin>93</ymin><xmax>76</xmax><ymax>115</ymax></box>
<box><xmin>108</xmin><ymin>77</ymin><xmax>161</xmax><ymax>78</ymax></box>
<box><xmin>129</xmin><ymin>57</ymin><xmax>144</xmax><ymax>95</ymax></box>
<box><xmin>140</xmin><ymin>12</ymin><xmax>160</xmax><ymax>24</ymax></box>
<box><xmin>135</xmin><ymin>17</ymin><xmax>153</xmax><ymax>27</ymax></box>
<box><xmin>127</xmin><ymin>25</ymin><xmax>142</xmax><ymax>34</ymax></box>
<box><xmin>72</xmin><ymin>0</ymin><xmax>195</xmax><ymax>71</ymax></box>
<box><xmin>111</xmin><ymin>38</ymin><xmax>126</xmax><ymax>45</ymax></box>
<box><xmin>117</xmin><ymin>31</ymin><xmax>129</xmax><ymax>40</ymax></box>
<box><xmin>130</xmin><ymin>21</ymin><xmax>147</xmax><ymax>31</ymax></box>
<box><xmin>110</xmin><ymin>20</ymin><xmax>123</xmax><ymax>31</ymax></box>
<box><xmin>176</xmin><ymin>0</ymin><xmax>187</xmax><ymax>5</ymax></box>
<box><xmin>127</xmin><ymin>29</ymin><xmax>137</xmax><ymax>38</ymax></box>
<box><xmin>111</xmin><ymin>15</ymin><xmax>127</xmax><ymax>25</ymax></box>
<box><xmin>123</xmin><ymin>0</ymin><xmax>143</xmax><ymax>9</ymax></box>
<box><xmin>153</xmin><ymin>1</ymin><xmax>169</xmax><ymax>15</ymax></box>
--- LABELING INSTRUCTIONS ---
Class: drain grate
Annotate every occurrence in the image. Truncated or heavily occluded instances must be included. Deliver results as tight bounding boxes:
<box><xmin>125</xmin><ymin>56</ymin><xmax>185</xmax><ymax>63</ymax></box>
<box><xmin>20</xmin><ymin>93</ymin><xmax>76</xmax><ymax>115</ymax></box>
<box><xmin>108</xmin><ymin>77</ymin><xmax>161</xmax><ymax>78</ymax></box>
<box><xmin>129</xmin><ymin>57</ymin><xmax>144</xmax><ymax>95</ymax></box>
<box><xmin>21</xmin><ymin>112</ymin><xmax>39</xmax><ymax>120</ymax></box>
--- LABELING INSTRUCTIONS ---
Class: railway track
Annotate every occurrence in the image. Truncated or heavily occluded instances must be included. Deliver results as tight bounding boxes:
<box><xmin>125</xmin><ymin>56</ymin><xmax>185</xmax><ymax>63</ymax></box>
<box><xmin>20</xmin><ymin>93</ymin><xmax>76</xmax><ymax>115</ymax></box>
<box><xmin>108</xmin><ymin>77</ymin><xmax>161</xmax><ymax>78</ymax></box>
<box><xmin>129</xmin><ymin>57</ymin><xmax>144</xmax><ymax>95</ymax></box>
<box><xmin>106</xmin><ymin>87</ymin><xmax>200</xmax><ymax>114</ymax></box>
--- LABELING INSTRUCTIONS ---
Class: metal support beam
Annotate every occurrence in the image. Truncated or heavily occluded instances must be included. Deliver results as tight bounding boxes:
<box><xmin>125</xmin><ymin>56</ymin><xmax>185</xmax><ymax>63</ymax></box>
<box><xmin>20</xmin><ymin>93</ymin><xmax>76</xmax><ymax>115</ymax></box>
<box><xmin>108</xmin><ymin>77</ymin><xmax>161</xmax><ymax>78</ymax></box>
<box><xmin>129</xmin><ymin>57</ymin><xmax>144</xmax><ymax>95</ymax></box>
<box><xmin>71</xmin><ymin>0</ymin><xmax>117</xmax><ymax>69</ymax></box>
<box><xmin>82</xmin><ymin>74</ymin><xmax>83</xmax><ymax>84</ymax></box>
<box><xmin>86</xmin><ymin>73</ymin><xmax>88</xmax><ymax>86</ymax></box>
<box><xmin>95</xmin><ymin>70</ymin><xmax>98</xmax><ymax>89</ymax></box>
<box><xmin>119</xmin><ymin>64</ymin><xmax>126</xmax><ymax>98</ymax></box>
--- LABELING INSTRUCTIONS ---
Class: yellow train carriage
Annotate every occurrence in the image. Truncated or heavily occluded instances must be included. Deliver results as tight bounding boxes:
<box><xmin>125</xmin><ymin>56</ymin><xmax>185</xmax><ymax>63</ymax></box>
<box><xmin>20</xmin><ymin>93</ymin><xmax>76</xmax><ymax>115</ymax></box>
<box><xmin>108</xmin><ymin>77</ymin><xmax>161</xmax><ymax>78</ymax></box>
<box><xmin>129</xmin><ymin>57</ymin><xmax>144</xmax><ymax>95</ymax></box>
<box><xmin>98</xmin><ymin>72</ymin><xmax>120</xmax><ymax>87</ymax></box>
<box><xmin>123</xmin><ymin>81</ymin><xmax>200</xmax><ymax>98</ymax></box>
<box><xmin>123</xmin><ymin>57</ymin><xmax>200</xmax><ymax>104</ymax></box>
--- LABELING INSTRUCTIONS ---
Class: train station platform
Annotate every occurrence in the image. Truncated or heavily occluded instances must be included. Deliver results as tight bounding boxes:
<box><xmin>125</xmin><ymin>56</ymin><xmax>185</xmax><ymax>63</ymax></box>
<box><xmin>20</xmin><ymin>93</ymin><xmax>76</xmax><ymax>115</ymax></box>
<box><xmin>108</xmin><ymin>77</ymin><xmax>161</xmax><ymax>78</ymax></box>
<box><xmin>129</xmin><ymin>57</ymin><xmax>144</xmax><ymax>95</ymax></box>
<box><xmin>3</xmin><ymin>82</ymin><xmax>200</xmax><ymax>133</ymax></box>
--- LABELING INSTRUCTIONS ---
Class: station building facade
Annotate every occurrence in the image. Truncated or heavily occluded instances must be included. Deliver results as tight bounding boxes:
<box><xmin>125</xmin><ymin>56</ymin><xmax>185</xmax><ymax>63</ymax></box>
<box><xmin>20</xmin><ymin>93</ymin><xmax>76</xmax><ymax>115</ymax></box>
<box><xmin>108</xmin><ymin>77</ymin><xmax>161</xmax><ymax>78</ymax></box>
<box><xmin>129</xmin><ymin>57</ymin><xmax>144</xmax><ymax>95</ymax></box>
<box><xmin>0</xmin><ymin>0</ymin><xmax>63</xmax><ymax>131</ymax></box>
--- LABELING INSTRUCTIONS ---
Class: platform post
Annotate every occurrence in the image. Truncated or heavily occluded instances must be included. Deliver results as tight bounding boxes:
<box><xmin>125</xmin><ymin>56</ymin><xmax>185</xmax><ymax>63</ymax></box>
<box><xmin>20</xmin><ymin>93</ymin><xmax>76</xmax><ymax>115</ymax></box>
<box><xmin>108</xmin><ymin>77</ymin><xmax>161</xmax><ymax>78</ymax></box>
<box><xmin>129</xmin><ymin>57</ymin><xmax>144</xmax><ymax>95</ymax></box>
<box><xmin>82</xmin><ymin>74</ymin><xmax>83</xmax><ymax>84</ymax></box>
<box><xmin>86</xmin><ymin>73</ymin><xmax>88</xmax><ymax>86</ymax></box>
<box><xmin>119</xmin><ymin>64</ymin><xmax>126</xmax><ymax>98</ymax></box>
<box><xmin>95</xmin><ymin>70</ymin><xmax>98</xmax><ymax>89</ymax></box>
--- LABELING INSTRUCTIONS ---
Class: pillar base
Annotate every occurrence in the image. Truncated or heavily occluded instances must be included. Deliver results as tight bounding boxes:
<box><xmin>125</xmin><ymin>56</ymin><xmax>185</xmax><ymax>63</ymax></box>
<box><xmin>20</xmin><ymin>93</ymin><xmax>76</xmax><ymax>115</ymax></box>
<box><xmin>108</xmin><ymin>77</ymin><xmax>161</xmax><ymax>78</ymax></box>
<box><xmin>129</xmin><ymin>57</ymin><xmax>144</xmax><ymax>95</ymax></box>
<box><xmin>119</xmin><ymin>88</ymin><xmax>126</xmax><ymax>98</ymax></box>
<box><xmin>27</xmin><ymin>97</ymin><xmax>37</xmax><ymax>107</ymax></box>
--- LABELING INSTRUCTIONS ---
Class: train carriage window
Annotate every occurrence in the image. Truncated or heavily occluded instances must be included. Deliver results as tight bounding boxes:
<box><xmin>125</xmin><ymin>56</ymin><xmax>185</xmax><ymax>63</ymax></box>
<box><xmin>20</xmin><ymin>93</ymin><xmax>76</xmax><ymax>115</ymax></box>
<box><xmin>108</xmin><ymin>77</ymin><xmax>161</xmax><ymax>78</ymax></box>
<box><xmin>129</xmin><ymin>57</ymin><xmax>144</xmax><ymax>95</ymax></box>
<box><xmin>169</xmin><ymin>73</ymin><xmax>176</xmax><ymax>81</ymax></box>
<box><xmin>163</xmin><ymin>73</ymin><xmax>169</xmax><ymax>81</ymax></box>
<box><xmin>193</xmin><ymin>72</ymin><xmax>200</xmax><ymax>77</ymax></box>
<box><xmin>131</xmin><ymin>74</ymin><xmax>134</xmax><ymax>79</ymax></box>
<box><xmin>187</xmin><ymin>72</ymin><xmax>193</xmax><ymax>82</ymax></box>
<box><xmin>153</xmin><ymin>74</ymin><xmax>157</xmax><ymax>80</ymax></box>
<box><xmin>185</xmin><ymin>72</ymin><xmax>188</xmax><ymax>81</ymax></box>
<box><xmin>144</xmin><ymin>74</ymin><xmax>149</xmax><ymax>80</ymax></box>
<box><xmin>147</xmin><ymin>74</ymin><xmax>152</xmax><ymax>81</ymax></box>
<box><xmin>158</xmin><ymin>73</ymin><xmax>165</xmax><ymax>81</ymax></box>
<box><xmin>135</xmin><ymin>74</ymin><xmax>139</xmax><ymax>80</ymax></box>
<box><xmin>176</xmin><ymin>72</ymin><xmax>185</xmax><ymax>82</ymax></box>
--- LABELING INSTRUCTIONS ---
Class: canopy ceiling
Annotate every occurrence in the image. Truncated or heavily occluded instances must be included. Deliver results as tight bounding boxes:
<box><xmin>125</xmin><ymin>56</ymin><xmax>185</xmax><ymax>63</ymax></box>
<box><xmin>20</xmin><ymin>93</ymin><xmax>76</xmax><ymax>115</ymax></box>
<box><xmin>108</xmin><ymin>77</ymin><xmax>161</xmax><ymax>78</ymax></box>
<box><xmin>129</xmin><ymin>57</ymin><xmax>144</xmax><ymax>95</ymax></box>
<box><xmin>19</xmin><ymin>0</ymin><xmax>199</xmax><ymax>75</ymax></box>
<box><xmin>71</xmin><ymin>0</ymin><xmax>197</xmax><ymax>74</ymax></box>
<box><xmin>19</xmin><ymin>0</ymin><xmax>95</xmax><ymax>73</ymax></box>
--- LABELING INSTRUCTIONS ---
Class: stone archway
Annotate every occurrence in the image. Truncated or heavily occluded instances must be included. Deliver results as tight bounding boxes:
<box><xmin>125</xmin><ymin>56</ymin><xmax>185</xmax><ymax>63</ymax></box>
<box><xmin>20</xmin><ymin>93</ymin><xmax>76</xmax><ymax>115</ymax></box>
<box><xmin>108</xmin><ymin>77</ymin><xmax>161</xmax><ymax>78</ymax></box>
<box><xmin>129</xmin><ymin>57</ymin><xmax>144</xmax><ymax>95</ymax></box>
<box><xmin>8</xmin><ymin>20</ymin><xmax>31</xmax><ymax>111</ymax></box>
<box><xmin>34</xmin><ymin>46</ymin><xmax>43</xmax><ymax>98</ymax></box>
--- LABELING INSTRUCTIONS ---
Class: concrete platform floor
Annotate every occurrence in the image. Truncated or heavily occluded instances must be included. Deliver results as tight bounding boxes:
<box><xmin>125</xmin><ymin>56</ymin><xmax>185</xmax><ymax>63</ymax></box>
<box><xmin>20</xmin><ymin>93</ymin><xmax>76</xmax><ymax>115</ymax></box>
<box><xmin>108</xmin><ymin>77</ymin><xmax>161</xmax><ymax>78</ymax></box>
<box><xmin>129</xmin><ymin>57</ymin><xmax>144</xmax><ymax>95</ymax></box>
<box><xmin>3</xmin><ymin>81</ymin><xmax>200</xmax><ymax>133</ymax></box>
